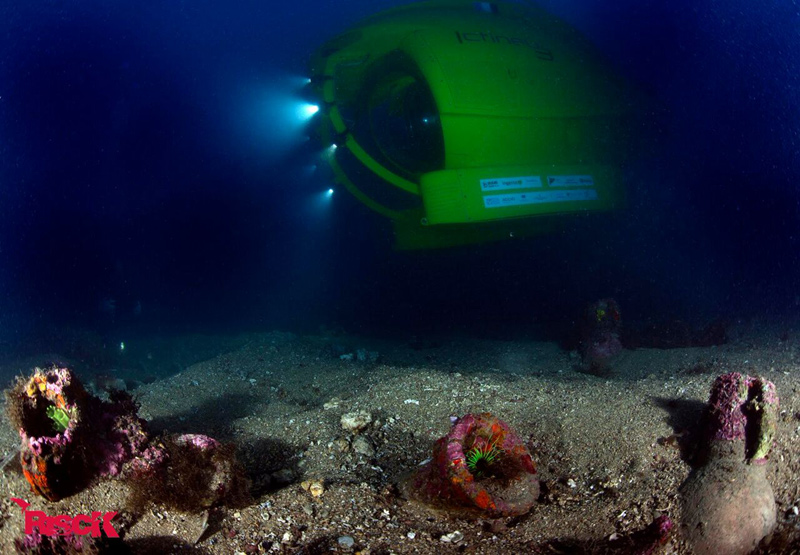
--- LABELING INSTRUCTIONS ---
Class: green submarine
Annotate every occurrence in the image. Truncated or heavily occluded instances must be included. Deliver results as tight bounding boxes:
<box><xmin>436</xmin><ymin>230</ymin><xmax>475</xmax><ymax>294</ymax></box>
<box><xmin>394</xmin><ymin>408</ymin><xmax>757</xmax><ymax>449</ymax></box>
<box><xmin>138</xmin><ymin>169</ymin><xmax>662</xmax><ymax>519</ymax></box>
<box><xmin>307</xmin><ymin>0</ymin><xmax>642</xmax><ymax>249</ymax></box>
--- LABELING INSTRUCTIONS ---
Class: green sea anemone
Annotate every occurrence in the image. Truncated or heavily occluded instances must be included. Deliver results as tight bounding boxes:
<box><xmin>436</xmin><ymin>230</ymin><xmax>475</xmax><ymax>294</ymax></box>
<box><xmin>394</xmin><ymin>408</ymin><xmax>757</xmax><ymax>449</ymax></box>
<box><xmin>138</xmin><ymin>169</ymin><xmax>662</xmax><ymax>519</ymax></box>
<box><xmin>465</xmin><ymin>439</ymin><xmax>502</xmax><ymax>477</ymax></box>
<box><xmin>46</xmin><ymin>405</ymin><xmax>70</xmax><ymax>433</ymax></box>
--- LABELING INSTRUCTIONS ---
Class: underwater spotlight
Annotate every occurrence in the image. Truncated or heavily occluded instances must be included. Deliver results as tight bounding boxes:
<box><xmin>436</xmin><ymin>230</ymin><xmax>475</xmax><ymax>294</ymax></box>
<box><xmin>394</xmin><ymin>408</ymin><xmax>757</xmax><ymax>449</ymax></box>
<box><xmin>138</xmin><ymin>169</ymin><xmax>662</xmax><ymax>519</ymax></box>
<box><xmin>286</xmin><ymin>75</ymin><xmax>315</xmax><ymax>90</ymax></box>
<box><xmin>327</xmin><ymin>188</ymin><xmax>334</xmax><ymax>196</ymax></box>
<box><xmin>322</xmin><ymin>144</ymin><xmax>338</xmax><ymax>159</ymax></box>
<box><xmin>296</xmin><ymin>102</ymin><xmax>320</xmax><ymax>121</ymax></box>
<box><xmin>306</xmin><ymin>0</ymin><xmax>646</xmax><ymax>249</ymax></box>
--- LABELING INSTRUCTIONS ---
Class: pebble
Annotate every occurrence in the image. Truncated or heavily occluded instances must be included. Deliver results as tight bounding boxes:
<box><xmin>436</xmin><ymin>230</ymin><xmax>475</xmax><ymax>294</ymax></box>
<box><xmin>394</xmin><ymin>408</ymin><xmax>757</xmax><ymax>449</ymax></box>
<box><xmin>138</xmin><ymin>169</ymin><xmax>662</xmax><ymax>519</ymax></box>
<box><xmin>440</xmin><ymin>530</ymin><xmax>464</xmax><ymax>543</ymax></box>
<box><xmin>338</xmin><ymin>535</ymin><xmax>355</xmax><ymax>548</ymax></box>
<box><xmin>352</xmin><ymin>436</ymin><xmax>375</xmax><ymax>457</ymax></box>
<box><xmin>301</xmin><ymin>479</ymin><xmax>325</xmax><ymax>497</ymax></box>
<box><xmin>309</xmin><ymin>482</ymin><xmax>324</xmax><ymax>497</ymax></box>
<box><xmin>407</xmin><ymin>532</ymin><xmax>416</xmax><ymax>539</ymax></box>
<box><xmin>341</xmin><ymin>411</ymin><xmax>373</xmax><ymax>434</ymax></box>
<box><xmin>330</xmin><ymin>437</ymin><xmax>350</xmax><ymax>453</ymax></box>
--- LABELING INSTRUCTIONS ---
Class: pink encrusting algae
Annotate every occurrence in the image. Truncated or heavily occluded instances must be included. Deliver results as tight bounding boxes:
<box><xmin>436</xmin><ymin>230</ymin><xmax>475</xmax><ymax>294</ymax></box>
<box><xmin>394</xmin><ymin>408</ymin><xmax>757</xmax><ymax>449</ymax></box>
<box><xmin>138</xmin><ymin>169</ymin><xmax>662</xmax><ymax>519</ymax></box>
<box><xmin>404</xmin><ymin>412</ymin><xmax>539</xmax><ymax>518</ymax></box>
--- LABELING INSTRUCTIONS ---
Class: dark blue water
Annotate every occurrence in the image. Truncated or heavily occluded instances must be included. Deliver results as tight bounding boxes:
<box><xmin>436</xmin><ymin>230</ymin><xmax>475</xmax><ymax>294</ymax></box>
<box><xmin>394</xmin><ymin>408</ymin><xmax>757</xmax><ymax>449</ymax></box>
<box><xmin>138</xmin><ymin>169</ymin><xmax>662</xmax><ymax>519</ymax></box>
<box><xmin>2</xmin><ymin>0</ymin><xmax>799</xmax><ymax>357</ymax></box>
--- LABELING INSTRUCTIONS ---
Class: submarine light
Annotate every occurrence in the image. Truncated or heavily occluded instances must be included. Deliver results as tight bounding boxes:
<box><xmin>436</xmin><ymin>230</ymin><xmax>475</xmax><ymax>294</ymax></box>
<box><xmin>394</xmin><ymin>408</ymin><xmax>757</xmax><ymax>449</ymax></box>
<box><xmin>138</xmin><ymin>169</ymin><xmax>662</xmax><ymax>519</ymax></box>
<box><xmin>297</xmin><ymin>103</ymin><xmax>320</xmax><ymax>120</ymax></box>
<box><xmin>324</xmin><ymin>144</ymin><xmax>338</xmax><ymax>158</ymax></box>
<box><xmin>305</xmin><ymin>188</ymin><xmax>335</xmax><ymax>215</ymax></box>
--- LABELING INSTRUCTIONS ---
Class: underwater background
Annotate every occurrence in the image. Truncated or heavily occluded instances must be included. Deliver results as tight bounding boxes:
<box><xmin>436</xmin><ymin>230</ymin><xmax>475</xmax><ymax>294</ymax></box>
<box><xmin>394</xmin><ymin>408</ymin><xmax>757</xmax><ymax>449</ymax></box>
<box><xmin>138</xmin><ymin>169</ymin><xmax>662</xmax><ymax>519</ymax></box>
<box><xmin>1</xmin><ymin>0</ymin><xmax>799</xmax><ymax>368</ymax></box>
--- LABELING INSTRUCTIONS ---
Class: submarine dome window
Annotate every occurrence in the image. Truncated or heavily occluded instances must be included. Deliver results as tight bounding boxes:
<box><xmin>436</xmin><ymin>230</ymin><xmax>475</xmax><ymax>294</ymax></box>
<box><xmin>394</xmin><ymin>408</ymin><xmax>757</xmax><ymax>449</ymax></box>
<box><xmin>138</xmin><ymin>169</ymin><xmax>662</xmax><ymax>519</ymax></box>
<box><xmin>367</xmin><ymin>76</ymin><xmax>444</xmax><ymax>175</ymax></box>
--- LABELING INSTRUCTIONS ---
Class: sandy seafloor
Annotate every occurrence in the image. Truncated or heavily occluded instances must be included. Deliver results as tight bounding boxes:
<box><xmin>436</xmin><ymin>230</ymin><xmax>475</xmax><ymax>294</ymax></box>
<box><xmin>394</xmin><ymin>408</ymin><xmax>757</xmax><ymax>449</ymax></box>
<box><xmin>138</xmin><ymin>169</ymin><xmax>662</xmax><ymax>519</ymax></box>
<box><xmin>1</xmin><ymin>322</ymin><xmax>800</xmax><ymax>554</ymax></box>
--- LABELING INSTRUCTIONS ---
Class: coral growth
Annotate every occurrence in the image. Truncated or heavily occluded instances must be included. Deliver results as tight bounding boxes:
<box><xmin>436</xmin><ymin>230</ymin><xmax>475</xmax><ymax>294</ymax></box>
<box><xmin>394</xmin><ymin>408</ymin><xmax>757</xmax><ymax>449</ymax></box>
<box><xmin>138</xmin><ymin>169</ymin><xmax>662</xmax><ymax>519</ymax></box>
<box><xmin>6</xmin><ymin>366</ymin><xmax>89</xmax><ymax>500</ymax></box>
<box><xmin>127</xmin><ymin>433</ymin><xmax>251</xmax><ymax>513</ymax></box>
<box><xmin>5</xmin><ymin>366</ymin><xmax>149</xmax><ymax>501</ymax></box>
<box><xmin>13</xmin><ymin>529</ymin><xmax>126</xmax><ymax>555</ymax></box>
<box><xmin>403</xmin><ymin>412</ymin><xmax>538</xmax><ymax>518</ymax></box>
<box><xmin>14</xmin><ymin>530</ymin><xmax>97</xmax><ymax>555</ymax></box>
<box><xmin>703</xmin><ymin>372</ymin><xmax>778</xmax><ymax>463</ymax></box>
<box><xmin>88</xmin><ymin>390</ymin><xmax>149</xmax><ymax>477</ymax></box>
<box><xmin>5</xmin><ymin>365</ymin><xmax>252</xmax><ymax>513</ymax></box>
<box><xmin>679</xmin><ymin>372</ymin><xmax>779</xmax><ymax>555</ymax></box>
